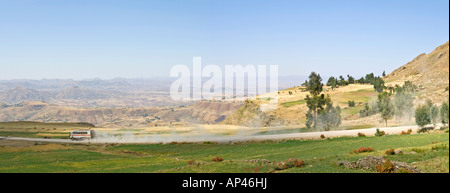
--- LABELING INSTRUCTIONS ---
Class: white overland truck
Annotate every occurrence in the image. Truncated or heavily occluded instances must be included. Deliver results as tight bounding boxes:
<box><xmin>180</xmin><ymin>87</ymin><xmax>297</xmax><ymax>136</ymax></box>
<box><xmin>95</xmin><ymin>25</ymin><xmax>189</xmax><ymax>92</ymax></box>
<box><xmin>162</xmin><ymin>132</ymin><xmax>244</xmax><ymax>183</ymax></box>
<box><xmin>69</xmin><ymin>130</ymin><xmax>96</xmax><ymax>141</ymax></box>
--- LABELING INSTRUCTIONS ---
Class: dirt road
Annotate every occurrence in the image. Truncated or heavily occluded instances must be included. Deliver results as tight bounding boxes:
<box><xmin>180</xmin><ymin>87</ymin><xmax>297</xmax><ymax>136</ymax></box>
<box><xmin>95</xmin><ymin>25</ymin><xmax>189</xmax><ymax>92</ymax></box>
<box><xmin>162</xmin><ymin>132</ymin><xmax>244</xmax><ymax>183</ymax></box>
<box><xmin>243</xmin><ymin>125</ymin><xmax>420</xmax><ymax>141</ymax></box>
<box><xmin>0</xmin><ymin>125</ymin><xmax>421</xmax><ymax>144</ymax></box>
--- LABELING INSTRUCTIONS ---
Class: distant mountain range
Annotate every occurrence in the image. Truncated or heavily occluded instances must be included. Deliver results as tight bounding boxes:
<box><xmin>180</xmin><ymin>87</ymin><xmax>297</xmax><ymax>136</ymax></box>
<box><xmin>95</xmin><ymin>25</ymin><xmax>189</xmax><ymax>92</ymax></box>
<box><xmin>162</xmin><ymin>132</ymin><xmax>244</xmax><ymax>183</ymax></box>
<box><xmin>0</xmin><ymin>77</ymin><xmax>303</xmax><ymax>106</ymax></box>
<box><xmin>0</xmin><ymin>78</ymin><xmax>174</xmax><ymax>93</ymax></box>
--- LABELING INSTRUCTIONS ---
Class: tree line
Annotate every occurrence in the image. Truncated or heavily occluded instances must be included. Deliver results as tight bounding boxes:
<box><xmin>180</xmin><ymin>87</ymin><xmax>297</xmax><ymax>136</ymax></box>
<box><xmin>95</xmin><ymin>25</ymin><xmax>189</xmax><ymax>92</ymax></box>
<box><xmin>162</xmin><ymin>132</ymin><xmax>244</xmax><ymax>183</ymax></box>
<box><xmin>302</xmin><ymin>71</ymin><xmax>449</xmax><ymax>131</ymax></box>
<box><xmin>322</xmin><ymin>72</ymin><xmax>385</xmax><ymax>93</ymax></box>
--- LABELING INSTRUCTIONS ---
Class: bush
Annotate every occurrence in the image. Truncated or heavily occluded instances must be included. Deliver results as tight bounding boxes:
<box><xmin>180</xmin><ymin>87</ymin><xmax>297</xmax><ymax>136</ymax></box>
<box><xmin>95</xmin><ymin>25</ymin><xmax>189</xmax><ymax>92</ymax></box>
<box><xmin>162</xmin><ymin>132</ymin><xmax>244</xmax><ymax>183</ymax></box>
<box><xmin>188</xmin><ymin>159</ymin><xmax>196</xmax><ymax>166</ymax></box>
<box><xmin>272</xmin><ymin>158</ymin><xmax>305</xmax><ymax>170</ymax></box>
<box><xmin>375</xmin><ymin>129</ymin><xmax>385</xmax><ymax>137</ymax></box>
<box><xmin>418</xmin><ymin>126</ymin><xmax>434</xmax><ymax>133</ymax></box>
<box><xmin>320</xmin><ymin>134</ymin><xmax>326</xmax><ymax>139</ymax></box>
<box><xmin>400</xmin><ymin>129</ymin><xmax>412</xmax><ymax>135</ymax></box>
<box><xmin>352</xmin><ymin>147</ymin><xmax>375</xmax><ymax>154</ymax></box>
<box><xmin>385</xmin><ymin>149</ymin><xmax>395</xmax><ymax>155</ymax></box>
<box><xmin>412</xmin><ymin>148</ymin><xmax>426</xmax><ymax>153</ymax></box>
<box><xmin>415</xmin><ymin>105</ymin><xmax>431</xmax><ymax>127</ymax></box>
<box><xmin>431</xmin><ymin>144</ymin><xmax>448</xmax><ymax>151</ymax></box>
<box><xmin>211</xmin><ymin>156</ymin><xmax>224</xmax><ymax>162</ymax></box>
<box><xmin>357</xmin><ymin>132</ymin><xmax>366</xmax><ymax>137</ymax></box>
<box><xmin>375</xmin><ymin>158</ymin><xmax>395</xmax><ymax>173</ymax></box>
<box><xmin>348</xmin><ymin>100</ymin><xmax>356</xmax><ymax>107</ymax></box>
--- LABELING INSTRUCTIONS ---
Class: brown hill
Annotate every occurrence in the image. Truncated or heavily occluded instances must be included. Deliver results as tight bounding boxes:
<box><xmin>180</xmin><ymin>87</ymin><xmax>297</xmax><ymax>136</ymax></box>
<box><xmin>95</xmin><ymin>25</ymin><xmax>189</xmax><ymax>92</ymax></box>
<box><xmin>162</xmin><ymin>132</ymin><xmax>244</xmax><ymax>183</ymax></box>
<box><xmin>0</xmin><ymin>87</ymin><xmax>51</xmax><ymax>104</ymax></box>
<box><xmin>0</xmin><ymin>100</ymin><xmax>242</xmax><ymax>127</ymax></box>
<box><xmin>384</xmin><ymin>41</ymin><xmax>449</xmax><ymax>103</ymax></box>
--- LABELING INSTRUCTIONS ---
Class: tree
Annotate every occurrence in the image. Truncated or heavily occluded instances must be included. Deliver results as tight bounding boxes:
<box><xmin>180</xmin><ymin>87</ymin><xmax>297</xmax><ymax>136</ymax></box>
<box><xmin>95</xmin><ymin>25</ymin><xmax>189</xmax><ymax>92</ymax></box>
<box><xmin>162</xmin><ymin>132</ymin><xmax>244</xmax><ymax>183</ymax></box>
<box><xmin>365</xmin><ymin>73</ymin><xmax>375</xmax><ymax>84</ymax></box>
<box><xmin>394</xmin><ymin>89</ymin><xmax>414</xmax><ymax>119</ymax></box>
<box><xmin>347</xmin><ymin>75</ymin><xmax>355</xmax><ymax>84</ymax></box>
<box><xmin>326</xmin><ymin>76</ymin><xmax>337</xmax><ymax>90</ymax></box>
<box><xmin>373</xmin><ymin>78</ymin><xmax>385</xmax><ymax>93</ymax></box>
<box><xmin>402</xmin><ymin>81</ymin><xmax>417</xmax><ymax>93</ymax></box>
<box><xmin>415</xmin><ymin>105</ymin><xmax>431</xmax><ymax>128</ymax></box>
<box><xmin>301</xmin><ymin>80</ymin><xmax>308</xmax><ymax>87</ymax></box>
<box><xmin>306</xmin><ymin>72</ymin><xmax>323</xmax><ymax>96</ymax></box>
<box><xmin>357</xmin><ymin>77</ymin><xmax>365</xmax><ymax>84</ymax></box>
<box><xmin>377</xmin><ymin>92</ymin><xmax>394</xmax><ymax>127</ymax></box>
<box><xmin>441</xmin><ymin>101</ymin><xmax>449</xmax><ymax>127</ymax></box>
<box><xmin>338</xmin><ymin>75</ymin><xmax>348</xmax><ymax>86</ymax></box>
<box><xmin>317</xmin><ymin>99</ymin><xmax>341</xmax><ymax>131</ymax></box>
<box><xmin>382</xmin><ymin>70</ymin><xmax>386</xmax><ymax>77</ymax></box>
<box><xmin>430</xmin><ymin>104</ymin><xmax>440</xmax><ymax>126</ymax></box>
<box><xmin>305</xmin><ymin>109</ymin><xmax>314</xmax><ymax>128</ymax></box>
<box><xmin>305</xmin><ymin>72</ymin><xmax>324</xmax><ymax>130</ymax></box>
<box><xmin>304</xmin><ymin>72</ymin><xmax>341</xmax><ymax>130</ymax></box>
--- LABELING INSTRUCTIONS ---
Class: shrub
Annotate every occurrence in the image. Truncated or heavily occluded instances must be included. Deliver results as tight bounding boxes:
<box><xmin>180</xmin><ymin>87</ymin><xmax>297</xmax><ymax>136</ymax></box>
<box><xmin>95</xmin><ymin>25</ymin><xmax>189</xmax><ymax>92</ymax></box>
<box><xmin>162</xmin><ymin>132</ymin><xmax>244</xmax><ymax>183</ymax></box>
<box><xmin>292</xmin><ymin>159</ymin><xmax>306</xmax><ymax>168</ymax></box>
<box><xmin>357</xmin><ymin>132</ymin><xmax>366</xmax><ymax>137</ymax></box>
<box><xmin>285</xmin><ymin>158</ymin><xmax>305</xmax><ymax>168</ymax></box>
<box><xmin>418</xmin><ymin>126</ymin><xmax>434</xmax><ymax>133</ymax></box>
<box><xmin>431</xmin><ymin>144</ymin><xmax>448</xmax><ymax>151</ymax></box>
<box><xmin>320</xmin><ymin>134</ymin><xmax>325</xmax><ymax>139</ymax></box>
<box><xmin>272</xmin><ymin>158</ymin><xmax>305</xmax><ymax>170</ymax></box>
<box><xmin>352</xmin><ymin>147</ymin><xmax>375</xmax><ymax>154</ymax></box>
<box><xmin>385</xmin><ymin>149</ymin><xmax>395</xmax><ymax>155</ymax></box>
<box><xmin>211</xmin><ymin>156</ymin><xmax>224</xmax><ymax>162</ymax></box>
<box><xmin>412</xmin><ymin>148</ymin><xmax>426</xmax><ymax>153</ymax></box>
<box><xmin>415</xmin><ymin>105</ymin><xmax>431</xmax><ymax>127</ymax></box>
<box><xmin>400</xmin><ymin>129</ymin><xmax>412</xmax><ymax>135</ymax></box>
<box><xmin>348</xmin><ymin>100</ymin><xmax>356</xmax><ymax>107</ymax></box>
<box><xmin>375</xmin><ymin>158</ymin><xmax>395</xmax><ymax>173</ymax></box>
<box><xmin>375</xmin><ymin>129</ymin><xmax>386</xmax><ymax>137</ymax></box>
<box><xmin>188</xmin><ymin>159</ymin><xmax>196</xmax><ymax>166</ymax></box>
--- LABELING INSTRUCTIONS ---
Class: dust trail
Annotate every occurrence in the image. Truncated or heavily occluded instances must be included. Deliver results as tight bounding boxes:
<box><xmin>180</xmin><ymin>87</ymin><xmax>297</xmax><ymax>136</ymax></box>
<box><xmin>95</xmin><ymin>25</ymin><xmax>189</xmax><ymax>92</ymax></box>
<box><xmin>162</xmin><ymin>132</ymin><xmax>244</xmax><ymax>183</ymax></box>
<box><xmin>88</xmin><ymin>126</ymin><xmax>261</xmax><ymax>144</ymax></box>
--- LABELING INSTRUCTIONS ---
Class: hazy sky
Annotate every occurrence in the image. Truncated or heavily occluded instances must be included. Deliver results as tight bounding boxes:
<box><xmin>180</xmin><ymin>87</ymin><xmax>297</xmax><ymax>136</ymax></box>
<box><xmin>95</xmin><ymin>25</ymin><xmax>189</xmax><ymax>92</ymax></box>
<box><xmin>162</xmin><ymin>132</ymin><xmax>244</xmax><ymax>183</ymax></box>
<box><xmin>0</xmin><ymin>0</ymin><xmax>448</xmax><ymax>80</ymax></box>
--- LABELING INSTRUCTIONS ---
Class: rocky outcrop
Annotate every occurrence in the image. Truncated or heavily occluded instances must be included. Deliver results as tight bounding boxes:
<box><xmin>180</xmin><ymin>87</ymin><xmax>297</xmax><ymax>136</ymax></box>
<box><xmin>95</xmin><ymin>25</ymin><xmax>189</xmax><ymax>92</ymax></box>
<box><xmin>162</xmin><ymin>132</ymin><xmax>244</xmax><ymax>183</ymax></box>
<box><xmin>337</xmin><ymin>155</ymin><xmax>422</xmax><ymax>173</ymax></box>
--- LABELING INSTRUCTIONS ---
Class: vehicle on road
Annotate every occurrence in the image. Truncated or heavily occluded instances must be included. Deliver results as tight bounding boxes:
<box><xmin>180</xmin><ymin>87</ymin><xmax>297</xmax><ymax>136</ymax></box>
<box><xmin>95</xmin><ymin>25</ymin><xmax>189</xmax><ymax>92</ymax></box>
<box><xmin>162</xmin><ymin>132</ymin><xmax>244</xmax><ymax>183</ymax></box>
<box><xmin>69</xmin><ymin>130</ymin><xmax>96</xmax><ymax>140</ymax></box>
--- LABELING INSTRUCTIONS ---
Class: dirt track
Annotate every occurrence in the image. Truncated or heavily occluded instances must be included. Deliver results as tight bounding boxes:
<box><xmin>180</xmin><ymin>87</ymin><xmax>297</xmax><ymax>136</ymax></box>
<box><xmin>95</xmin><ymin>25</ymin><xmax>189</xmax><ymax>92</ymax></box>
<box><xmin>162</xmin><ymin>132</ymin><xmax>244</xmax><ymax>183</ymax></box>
<box><xmin>0</xmin><ymin>125</ymin><xmax>421</xmax><ymax>144</ymax></box>
<box><xmin>243</xmin><ymin>125</ymin><xmax>420</xmax><ymax>141</ymax></box>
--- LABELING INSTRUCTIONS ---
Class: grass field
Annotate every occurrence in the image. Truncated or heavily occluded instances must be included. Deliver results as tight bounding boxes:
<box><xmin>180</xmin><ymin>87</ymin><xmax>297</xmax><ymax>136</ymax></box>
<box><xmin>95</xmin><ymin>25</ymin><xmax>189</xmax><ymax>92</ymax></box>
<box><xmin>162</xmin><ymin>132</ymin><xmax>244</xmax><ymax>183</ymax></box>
<box><xmin>0</xmin><ymin>121</ymin><xmax>94</xmax><ymax>139</ymax></box>
<box><xmin>280</xmin><ymin>100</ymin><xmax>306</xmax><ymax>108</ymax></box>
<box><xmin>1</xmin><ymin>131</ymin><xmax>448</xmax><ymax>173</ymax></box>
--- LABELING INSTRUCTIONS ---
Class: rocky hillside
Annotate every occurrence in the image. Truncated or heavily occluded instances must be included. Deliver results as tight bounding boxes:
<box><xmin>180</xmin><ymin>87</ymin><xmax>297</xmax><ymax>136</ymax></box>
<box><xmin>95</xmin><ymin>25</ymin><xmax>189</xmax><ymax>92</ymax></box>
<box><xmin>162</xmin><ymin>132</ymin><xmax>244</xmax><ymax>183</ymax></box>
<box><xmin>384</xmin><ymin>41</ymin><xmax>449</xmax><ymax>103</ymax></box>
<box><xmin>0</xmin><ymin>87</ymin><xmax>52</xmax><ymax>104</ymax></box>
<box><xmin>222</xmin><ymin>100</ymin><xmax>285</xmax><ymax>127</ymax></box>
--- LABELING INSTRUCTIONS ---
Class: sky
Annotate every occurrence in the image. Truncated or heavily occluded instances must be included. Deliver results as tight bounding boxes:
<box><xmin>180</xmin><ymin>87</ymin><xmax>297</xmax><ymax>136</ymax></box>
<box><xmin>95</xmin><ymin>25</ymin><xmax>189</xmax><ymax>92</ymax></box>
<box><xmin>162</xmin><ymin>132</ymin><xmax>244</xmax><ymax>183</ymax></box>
<box><xmin>0</xmin><ymin>0</ymin><xmax>448</xmax><ymax>80</ymax></box>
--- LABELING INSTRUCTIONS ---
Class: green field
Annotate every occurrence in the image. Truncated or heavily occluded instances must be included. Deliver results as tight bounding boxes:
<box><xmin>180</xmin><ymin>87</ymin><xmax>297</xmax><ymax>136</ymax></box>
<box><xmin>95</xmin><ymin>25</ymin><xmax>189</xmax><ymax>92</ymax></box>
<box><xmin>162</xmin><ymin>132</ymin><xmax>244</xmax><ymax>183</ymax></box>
<box><xmin>1</xmin><ymin>132</ymin><xmax>448</xmax><ymax>173</ymax></box>
<box><xmin>0</xmin><ymin>121</ymin><xmax>93</xmax><ymax>139</ymax></box>
<box><xmin>281</xmin><ymin>99</ymin><xmax>306</xmax><ymax>108</ymax></box>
